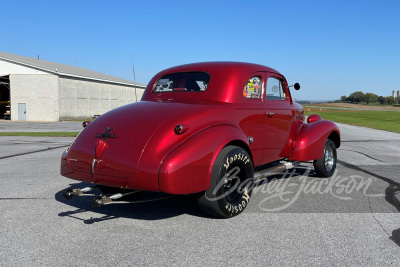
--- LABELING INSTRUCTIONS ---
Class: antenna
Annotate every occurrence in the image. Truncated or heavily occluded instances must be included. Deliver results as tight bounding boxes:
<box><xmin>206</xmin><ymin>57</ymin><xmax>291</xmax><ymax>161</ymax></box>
<box><xmin>132</xmin><ymin>54</ymin><xmax>137</xmax><ymax>102</ymax></box>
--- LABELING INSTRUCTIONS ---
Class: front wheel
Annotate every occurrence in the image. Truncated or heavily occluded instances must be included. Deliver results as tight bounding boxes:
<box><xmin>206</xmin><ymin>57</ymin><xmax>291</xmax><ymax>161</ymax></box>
<box><xmin>197</xmin><ymin>146</ymin><xmax>254</xmax><ymax>218</ymax></box>
<box><xmin>313</xmin><ymin>139</ymin><xmax>337</xmax><ymax>177</ymax></box>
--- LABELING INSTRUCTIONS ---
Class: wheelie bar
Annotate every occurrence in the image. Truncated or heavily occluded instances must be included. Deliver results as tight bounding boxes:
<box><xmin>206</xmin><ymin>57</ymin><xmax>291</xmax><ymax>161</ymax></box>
<box><xmin>62</xmin><ymin>187</ymin><xmax>95</xmax><ymax>199</ymax></box>
<box><xmin>62</xmin><ymin>186</ymin><xmax>134</xmax><ymax>208</ymax></box>
<box><xmin>91</xmin><ymin>193</ymin><xmax>124</xmax><ymax>208</ymax></box>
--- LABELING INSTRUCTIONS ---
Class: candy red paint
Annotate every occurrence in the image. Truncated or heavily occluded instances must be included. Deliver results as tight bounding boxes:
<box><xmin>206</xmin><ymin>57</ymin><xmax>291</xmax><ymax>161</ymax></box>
<box><xmin>61</xmin><ymin>62</ymin><xmax>340</xmax><ymax>194</ymax></box>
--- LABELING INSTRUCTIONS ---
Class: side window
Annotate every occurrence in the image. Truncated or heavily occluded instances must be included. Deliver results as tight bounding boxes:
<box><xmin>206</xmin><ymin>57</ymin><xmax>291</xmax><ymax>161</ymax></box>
<box><xmin>266</xmin><ymin>77</ymin><xmax>286</xmax><ymax>100</ymax></box>
<box><xmin>243</xmin><ymin>76</ymin><xmax>262</xmax><ymax>99</ymax></box>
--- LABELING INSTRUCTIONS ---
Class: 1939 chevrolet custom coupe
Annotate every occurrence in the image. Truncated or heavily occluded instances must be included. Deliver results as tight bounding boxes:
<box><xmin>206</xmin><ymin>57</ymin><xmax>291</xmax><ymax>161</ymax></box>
<box><xmin>61</xmin><ymin>62</ymin><xmax>340</xmax><ymax>218</ymax></box>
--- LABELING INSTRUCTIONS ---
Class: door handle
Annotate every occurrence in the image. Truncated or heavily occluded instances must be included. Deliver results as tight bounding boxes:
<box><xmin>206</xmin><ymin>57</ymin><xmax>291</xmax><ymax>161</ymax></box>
<box><xmin>266</xmin><ymin>112</ymin><xmax>275</xmax><ymax>117</ymax></box>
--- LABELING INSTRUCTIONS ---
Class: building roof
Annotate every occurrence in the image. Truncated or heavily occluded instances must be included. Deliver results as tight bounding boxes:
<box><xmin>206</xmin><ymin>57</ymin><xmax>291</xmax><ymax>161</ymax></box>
<box><xmin>0</xmin><ymin>51</ymin><xmax>145</xmax><ymax>88</ymax></box>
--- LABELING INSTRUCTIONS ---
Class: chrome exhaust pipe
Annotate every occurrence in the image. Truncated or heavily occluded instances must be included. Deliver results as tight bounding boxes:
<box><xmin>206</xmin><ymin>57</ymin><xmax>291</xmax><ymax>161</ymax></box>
<box><xmin>253</xmin><ymin>161</ymin><xmax>300</xmax><ymax>183</ymax></box>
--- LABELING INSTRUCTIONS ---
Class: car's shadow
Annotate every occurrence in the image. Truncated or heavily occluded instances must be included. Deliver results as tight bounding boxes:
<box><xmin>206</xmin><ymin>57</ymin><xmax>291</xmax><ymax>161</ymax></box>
<box><xmin>55</xmin><ymin>184</ymin><xmax>213</xmax><ymax>223</ymax></box>
<box><xmin>55</xmin><ymin>165</ymin><xmax>313</xmax><ymax>223</ymax></box>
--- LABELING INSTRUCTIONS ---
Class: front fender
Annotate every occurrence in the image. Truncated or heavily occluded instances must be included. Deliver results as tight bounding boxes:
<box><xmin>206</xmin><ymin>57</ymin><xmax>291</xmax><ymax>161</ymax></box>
<box><xmin>159</xmin><ymin>124</ymin><xmax>250</xmax><ymax>194</ymax></box>
<box><xmin>288</xmin><ymin>120</ymin><xmax>340</xmax><ymax>162</ymax></box>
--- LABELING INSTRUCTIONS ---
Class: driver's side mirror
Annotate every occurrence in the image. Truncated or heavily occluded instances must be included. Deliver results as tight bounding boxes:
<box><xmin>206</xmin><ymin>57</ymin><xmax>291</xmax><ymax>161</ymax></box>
<box><xmin>290</xmin><ymin>83</ymin><xmax>301</xmax><ymax>90</ymax></box>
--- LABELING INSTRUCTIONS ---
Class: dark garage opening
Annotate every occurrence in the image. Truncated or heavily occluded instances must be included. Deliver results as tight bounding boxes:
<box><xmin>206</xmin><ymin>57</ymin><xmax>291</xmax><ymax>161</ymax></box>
<box><xmin>0</xmin><ymin>75</ymin><xmax>11</xmax><ymax>120</ymax></box>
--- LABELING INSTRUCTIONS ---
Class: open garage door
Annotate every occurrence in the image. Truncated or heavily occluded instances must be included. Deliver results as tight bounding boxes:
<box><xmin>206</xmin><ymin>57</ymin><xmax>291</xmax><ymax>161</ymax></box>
<box><xmin>0</xmin><ymin>75</ymin><xmax>10</xmax><ymax>120</ymax></box>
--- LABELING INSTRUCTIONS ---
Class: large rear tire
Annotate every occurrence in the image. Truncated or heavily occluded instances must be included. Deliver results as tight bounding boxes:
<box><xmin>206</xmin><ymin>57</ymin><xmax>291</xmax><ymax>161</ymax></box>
<box><xmin>197</xmin><ymin>146</ymin><xmax>254</xmax><ymax>218</ymax></box>
<box><xmin>313</xmin><ymin>139</ymin><xmax>337</xmax><ymax>177</ymax></box>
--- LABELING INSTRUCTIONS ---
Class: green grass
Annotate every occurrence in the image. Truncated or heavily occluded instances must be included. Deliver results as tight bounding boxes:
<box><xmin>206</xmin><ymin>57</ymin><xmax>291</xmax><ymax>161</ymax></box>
<box><xmin>305</xmin><ymin>108</ymin><xmax>400</xmax><ymax>133</ymax></box>
<box><xmin>0</xmin><ymin>132</ymin><xmax>79</xmax><ymax>137</ymax></box>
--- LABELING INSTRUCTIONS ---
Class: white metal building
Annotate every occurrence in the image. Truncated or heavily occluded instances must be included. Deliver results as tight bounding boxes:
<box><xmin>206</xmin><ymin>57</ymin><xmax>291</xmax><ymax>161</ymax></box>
<box><xmin>0</xmin><ymin>51</ymin><xmax>146</xmax><ymax>122</ymax></box>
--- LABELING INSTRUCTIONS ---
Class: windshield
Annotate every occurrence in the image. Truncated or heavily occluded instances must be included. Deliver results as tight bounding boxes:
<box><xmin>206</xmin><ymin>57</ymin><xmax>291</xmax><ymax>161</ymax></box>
<box><xmin>153</xmin><ymin>72</ymin><xmax>210</xmax><ymax>92</ymax></box>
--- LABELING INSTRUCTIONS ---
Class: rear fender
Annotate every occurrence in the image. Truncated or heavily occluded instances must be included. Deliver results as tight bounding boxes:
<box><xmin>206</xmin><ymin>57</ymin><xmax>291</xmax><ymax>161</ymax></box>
<box><xmin>288</xmin><ymin>120</ymin><xmax>340</xmax><ymax>161</ymax></box>
<box><xmin>159</xmin><ymin>125</ymin><xmax>251</xmax><ymax>194</ymax></box>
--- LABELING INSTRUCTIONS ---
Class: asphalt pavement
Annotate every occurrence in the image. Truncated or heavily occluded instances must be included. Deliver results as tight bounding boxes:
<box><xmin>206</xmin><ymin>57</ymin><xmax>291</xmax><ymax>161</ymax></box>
<box><xmin>0</xmin><ymin>120</ymin><xmax>83</xmax><ymax>132</ymax></box>
<box><xmin>0</xmin><ymin>122</ymin><xmax>399</xmax><ymax>266</ymax></box>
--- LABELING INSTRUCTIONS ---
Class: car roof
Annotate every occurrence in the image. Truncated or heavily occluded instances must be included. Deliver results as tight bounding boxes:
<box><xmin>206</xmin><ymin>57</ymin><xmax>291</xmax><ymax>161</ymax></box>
<box><xmin>159</xmin><ymin>61</ymin><xmax>281</xmax><ymax>75</ymax></box>
<box><xmin>142</xmin><ymin>62</ymin><xmax>283</xmax><ymax>103</ymax></box>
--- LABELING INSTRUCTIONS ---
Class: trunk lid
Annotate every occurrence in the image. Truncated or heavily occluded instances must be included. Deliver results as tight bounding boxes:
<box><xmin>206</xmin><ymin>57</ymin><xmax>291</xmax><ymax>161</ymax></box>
<box><xmin>67</xmin><ymin>101</ymin><xmax>182</xmax><ymax>178</ymax></box>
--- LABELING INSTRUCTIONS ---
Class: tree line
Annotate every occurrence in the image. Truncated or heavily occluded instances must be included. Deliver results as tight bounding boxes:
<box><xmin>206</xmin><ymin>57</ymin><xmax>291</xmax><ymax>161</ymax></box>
<box><xmin>338</xmin><ymin>91</ymin><xmax>400</xmax><ymax>105</ymax></box>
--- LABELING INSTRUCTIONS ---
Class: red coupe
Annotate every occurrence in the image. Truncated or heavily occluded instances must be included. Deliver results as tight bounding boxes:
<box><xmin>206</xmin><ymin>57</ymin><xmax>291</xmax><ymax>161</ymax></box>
<box><xmin>61</xmin><ymin>62</ymin><xmax>340</xmax><ymax>218</ymax></box>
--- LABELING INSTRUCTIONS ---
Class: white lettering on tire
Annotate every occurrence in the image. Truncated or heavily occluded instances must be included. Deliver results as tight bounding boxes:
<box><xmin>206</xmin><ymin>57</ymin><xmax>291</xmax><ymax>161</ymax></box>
<box><xmin>224</xmin><ymin>191</ymin><xmax>251</xmax><ymax>214</ymax></box>
<box><xmin>223</xmin><ymin>152</ymin><xmax>250</xmax><ymax>170</ymax></box>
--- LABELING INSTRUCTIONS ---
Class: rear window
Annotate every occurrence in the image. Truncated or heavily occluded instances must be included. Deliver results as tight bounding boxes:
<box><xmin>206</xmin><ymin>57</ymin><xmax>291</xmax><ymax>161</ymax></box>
<box><xmin>153</xmin><ymin>72</ymin><xmax>210</xmax><ymax>92</ymax></box>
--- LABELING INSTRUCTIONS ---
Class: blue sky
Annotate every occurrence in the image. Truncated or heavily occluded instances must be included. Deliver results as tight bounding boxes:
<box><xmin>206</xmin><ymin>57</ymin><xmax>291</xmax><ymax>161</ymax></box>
<box><xmin>1</xmin><ymin>0</ymin><xmax>399</xmax><ymax>100</ymax></box>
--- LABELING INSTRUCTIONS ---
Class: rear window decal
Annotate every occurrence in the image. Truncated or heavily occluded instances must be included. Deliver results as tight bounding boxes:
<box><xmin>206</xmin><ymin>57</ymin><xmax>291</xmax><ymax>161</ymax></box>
<box><xmin>244</xmin><ymin>76</ymin><xmax>261</xmax><ymax>99</ymax></box>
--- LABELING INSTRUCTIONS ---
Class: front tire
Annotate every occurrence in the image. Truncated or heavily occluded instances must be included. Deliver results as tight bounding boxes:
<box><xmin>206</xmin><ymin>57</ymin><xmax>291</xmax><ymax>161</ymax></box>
<box><xmin>313</xmin><ymin>139</ymin><xmax>337</xmax><ymax>177</ymax></box>
<box><xmin>197</xmin><ymin>146</ymin><xmax>254</xmax><ymax>218</ymax></box>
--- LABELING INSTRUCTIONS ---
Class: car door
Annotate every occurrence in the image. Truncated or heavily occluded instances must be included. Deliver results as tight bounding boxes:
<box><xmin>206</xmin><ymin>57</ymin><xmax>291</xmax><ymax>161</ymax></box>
<box><xmin>238</xmin><ymin>73</ymin><xmax>266</xmax><ymax>166</ymax></box>
<box><xmin>261</xmin><ymin>74</ymin><xmax>293</xmax><ymax>164</ymax></box>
